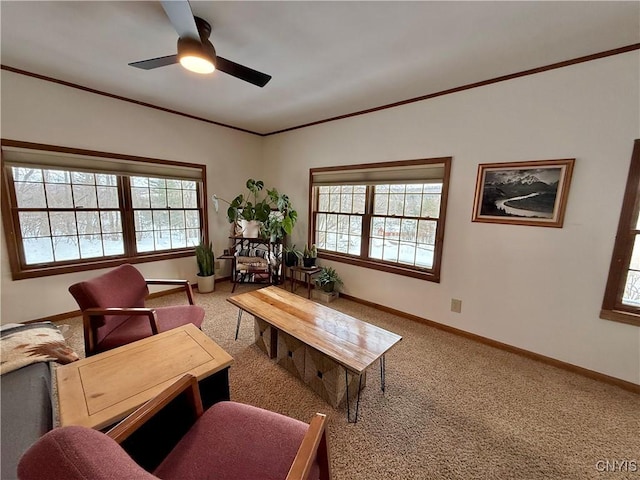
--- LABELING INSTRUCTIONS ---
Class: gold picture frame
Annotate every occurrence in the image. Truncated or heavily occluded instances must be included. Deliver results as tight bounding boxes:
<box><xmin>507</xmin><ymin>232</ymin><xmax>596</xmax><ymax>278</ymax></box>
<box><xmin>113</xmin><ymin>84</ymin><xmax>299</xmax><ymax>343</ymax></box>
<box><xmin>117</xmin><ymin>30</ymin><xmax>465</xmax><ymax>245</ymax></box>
<box><xmin>472</xmin><ymin>159</ymin><xmax>575</xmax><ymax>228</ymax></box>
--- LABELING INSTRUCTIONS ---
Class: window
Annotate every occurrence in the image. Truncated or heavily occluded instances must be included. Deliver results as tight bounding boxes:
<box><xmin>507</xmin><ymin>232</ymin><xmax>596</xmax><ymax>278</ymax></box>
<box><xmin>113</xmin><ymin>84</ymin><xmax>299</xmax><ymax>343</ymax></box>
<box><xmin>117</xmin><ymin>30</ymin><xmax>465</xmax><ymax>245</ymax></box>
<box><xmin>601</xmin><ymin>139</ymin><xmax>640</xmax><ymax>326</ymax></box>
<box><xmin>1</xmin><ymin>140</ymin><xmax>207</xmax><ymax>280</ymax></box>
<box><xmin>310</xmin><ymin>158</ymin><xmax>451</xmax><ymax>281</ymax></box>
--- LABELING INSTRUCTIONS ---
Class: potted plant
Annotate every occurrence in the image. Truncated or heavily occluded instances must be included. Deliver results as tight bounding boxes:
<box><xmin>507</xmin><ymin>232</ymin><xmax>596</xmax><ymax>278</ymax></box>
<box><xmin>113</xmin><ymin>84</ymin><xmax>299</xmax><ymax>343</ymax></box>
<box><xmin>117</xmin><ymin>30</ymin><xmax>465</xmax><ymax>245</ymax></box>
<box><xmin>283</xmin><ymin>244</ymin><xmax>302</xmax><ymax>267</ymax></box>
<box><xmin>212</xmin><ymin>180</ymin><xmax>297</xmax><ymax>239</ymax></box>
<box><xmin>302</xmin><ymin>244</ymin><xmax>317</xmax><ymax>268</ymax></box>
<box><xmin>195</xmin><ymin>240</ymin><xmax>215</xmax><ymax>293</ymax></box>
<box><xmin>315</xmin><ymin>266</ymin><xmax>343</xmax><ymax>292</ymax></box>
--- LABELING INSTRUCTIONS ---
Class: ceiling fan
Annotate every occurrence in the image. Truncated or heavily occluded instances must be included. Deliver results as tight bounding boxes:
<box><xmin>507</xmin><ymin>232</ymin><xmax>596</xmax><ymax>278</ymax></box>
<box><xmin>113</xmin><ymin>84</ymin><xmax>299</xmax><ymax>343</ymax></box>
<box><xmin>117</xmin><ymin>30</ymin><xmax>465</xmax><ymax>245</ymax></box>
<box><xmin>129</xmin><ymin>0</ymin><xmax>271</xmax><ymax>87</ymax></box>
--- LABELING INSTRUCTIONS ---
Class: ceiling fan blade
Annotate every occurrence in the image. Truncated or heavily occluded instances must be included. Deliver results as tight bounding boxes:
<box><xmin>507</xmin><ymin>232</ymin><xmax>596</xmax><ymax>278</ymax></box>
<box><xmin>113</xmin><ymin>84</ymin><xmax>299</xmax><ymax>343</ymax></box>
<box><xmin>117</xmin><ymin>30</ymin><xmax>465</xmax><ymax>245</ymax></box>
<box><xmin>129</xmin><ymin>54</ymin><xmax>178</xmax><ymax>70</ymax></box>
<box><xmin>216</xmin><ymin>57</ymin><xmax>272</xmax><ymax>87</ymax></box>
<box><xmin>161</xmin><ymin>0</ymin><xmax>200</xmax><ymax>40</ymax></box>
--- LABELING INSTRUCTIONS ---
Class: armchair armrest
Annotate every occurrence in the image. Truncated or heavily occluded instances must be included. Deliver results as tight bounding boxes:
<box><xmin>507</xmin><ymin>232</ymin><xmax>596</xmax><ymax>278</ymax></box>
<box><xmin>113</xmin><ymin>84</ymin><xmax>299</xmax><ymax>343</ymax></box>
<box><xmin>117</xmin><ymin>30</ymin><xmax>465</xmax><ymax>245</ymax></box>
<box><xmin>82</xmin><ymin>307</ymin><xmax>160</xmax><ymax>356</ymax></box>
<box><xmin>146</xmin><ymin>279</ymin><xmax>195</xmax><ymax>305</ymax></box>
<box><xmin>287</xmin><ymin>413</ymin><xmax>332</xmax><ymax>480</ymax></box>
<box><xmin>106</xmin><ymin>374</ymin><xmax>203</xmax><ymax>444</ymax></box>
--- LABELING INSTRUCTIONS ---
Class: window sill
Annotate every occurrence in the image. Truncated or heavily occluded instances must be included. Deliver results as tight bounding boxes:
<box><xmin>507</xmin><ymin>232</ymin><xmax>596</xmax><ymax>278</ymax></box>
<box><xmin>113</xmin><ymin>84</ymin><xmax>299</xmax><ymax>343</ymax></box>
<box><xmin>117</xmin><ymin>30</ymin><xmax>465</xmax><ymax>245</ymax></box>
<box><xmin>318</xmin><ymin>251</ymin><xmax>440</xmax><ymax>282</ymax></box>
<box><xmin>11</xmin><ymin>250</ymin><xmax>195</xmax><ymax>280</ymax></box>
<box><xmin>600</xmin><ymin>309</ymin><xmax>640</xmax><ymax>327</ymax></box>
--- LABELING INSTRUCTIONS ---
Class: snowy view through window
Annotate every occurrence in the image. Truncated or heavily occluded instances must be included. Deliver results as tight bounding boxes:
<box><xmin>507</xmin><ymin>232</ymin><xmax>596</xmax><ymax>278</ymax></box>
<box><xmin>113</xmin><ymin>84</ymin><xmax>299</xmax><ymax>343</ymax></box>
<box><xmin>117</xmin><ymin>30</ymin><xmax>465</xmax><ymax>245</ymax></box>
<box><xmin>12</xmin><ymin>167</ymin><xmax>200</xmax><ymax>265</ymax></box>
<box><xmin>315</xmin><ymin>184</ymin><xmax>442</xmax><ymax>269</ymax></box>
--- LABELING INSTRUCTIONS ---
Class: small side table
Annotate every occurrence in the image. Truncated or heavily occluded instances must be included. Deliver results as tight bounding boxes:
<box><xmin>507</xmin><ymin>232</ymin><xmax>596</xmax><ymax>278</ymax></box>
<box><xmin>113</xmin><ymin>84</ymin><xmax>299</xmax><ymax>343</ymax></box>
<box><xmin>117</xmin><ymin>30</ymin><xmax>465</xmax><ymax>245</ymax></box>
<box><xmin>289</xmin><ymin>266</ymin><xmax>321</xmax><ymax>299</ymax></box>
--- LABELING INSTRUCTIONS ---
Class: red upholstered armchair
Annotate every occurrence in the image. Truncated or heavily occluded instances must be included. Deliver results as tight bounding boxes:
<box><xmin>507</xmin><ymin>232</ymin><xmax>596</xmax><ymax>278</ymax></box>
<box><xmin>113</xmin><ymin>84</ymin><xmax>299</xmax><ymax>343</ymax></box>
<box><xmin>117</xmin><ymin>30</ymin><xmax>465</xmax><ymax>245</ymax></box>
<box><xmin>69</xmin><ymin>264</ymin><xmax>205</xmax><ymax>356</ymax></box>
<box><xmin>18</xmin><ymin>375</ymin><xmax>332</xmax><ymax>480</ymax></box>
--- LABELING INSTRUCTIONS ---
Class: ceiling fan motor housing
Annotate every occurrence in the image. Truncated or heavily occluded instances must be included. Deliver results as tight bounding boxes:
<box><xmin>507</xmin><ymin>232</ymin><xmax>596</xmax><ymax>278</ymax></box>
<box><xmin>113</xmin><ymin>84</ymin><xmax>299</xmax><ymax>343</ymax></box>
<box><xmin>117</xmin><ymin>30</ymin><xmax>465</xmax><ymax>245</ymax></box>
<box><xmin>177</xmin><ymin>36</ymin><xmax>217</xmax><ymax>65</ymax></box>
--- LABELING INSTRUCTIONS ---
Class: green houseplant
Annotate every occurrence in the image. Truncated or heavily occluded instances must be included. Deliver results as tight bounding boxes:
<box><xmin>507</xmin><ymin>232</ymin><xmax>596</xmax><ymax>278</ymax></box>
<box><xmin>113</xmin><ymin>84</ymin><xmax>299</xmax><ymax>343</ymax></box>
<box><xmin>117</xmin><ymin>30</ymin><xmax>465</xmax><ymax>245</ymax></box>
<box><xmin>315</xmin><ymin>266</ymin><xmax>343</xmax><ymax>292</ymax></box>
<box><xmin>195</xmin><ymin>240</ymin><xmax>215</xmax><ymax>293</ymax></box>
<box><xmin>283</xmin><ymin>244</ymin><xmax>302</xmax><ymax>267</ymax></box>
<box><xmin>212</xmin><ymin>180</ymin><xmax>298</xmax><ymax>239</ymax></box>
<box><xmin>302</xmin><ymin>244</ymin><xmax>317</xmax><ymax>268</ymax></box>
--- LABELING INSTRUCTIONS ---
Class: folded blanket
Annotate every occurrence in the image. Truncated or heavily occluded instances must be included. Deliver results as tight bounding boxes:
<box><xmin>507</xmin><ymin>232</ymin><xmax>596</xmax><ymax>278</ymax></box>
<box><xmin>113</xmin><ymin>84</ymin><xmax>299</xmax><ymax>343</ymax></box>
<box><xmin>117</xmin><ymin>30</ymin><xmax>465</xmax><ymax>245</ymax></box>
<box><xmin>1</xmin><ymin>322</ymin><xmax>79</xmax><ymax>375</ymax></box>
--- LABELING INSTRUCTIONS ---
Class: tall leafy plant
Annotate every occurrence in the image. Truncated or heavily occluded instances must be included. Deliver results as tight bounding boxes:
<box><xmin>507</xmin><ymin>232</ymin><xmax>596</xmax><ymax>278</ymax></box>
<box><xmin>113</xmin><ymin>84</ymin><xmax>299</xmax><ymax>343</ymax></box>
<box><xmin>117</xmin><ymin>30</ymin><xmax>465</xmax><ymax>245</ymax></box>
<box><xmin>195</xmin><ymin>241</ymin><xmax>214</xmax><ymax>277</ymax></box>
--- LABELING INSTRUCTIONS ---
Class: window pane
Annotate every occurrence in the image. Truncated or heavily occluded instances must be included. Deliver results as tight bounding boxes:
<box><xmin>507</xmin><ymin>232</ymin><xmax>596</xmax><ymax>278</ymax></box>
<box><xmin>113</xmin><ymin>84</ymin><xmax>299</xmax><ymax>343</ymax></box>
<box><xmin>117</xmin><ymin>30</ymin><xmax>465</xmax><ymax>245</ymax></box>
<box><xmin>186</xmin><ymin>229</ymin><xmax>200</xmax><ymax>247</ymax></box>
<box><xmin>340</xmin><ymin>193</ymin><xmax>353</xmax><ymax>213</ymax></box>
<box><xmin>326</xmin><ymin>214</ymin><xmax>337</xmax><ymax>233</ymax></box>
<box><xmin>329</xmin><ymin>193</ymin><xmax>340</xmax><ymax>213</ymax></box>
<box><xmin>23</xmin><ymin>237</ymin><xmax>53</xmax><ymax>264</ymax></box>
<box><xmin>134</xmin><ymin>211</ymin><xmax>152</xmax><ymax>232</ymax></box>
<box><xmin>130</xmin><ymin>176</ymin><xmax>148</xmax><ymax>187</ymax></box>
<box><xmin>318</xmin><ymin>192</ymin><xmax>329</xmax><ymax>211</ymax></box>
<box><xmin>183</xmin><ymin>190</ymin><xmax>197</xmax><ymax>208</ymax></box>
<box><xmin>167</xmin><ymin>189</ymin><xmax>183</xmax><ymax>208</ymax></box>
<box><xmin>171</xmin><ymin>229</ymin><xmax>187</xmax><ymax>249</ymax></box>
<box><xmin>629</xmin><ymin>235</ymin><xmax>640</xmax><ymax>270</ymax></box>
<box><xmin>182</xmin><ymin>180</ymin><xmax>196</xmax><ymax>190</ymax></box>
<box><xmin>73</xmin><ymin>185</ymin><xmax>97</xmax><ymax>208</ymax></box>
<box><xmin>153</xmin><ymin>211</ymin><xmax>170</xmax><ymax>230</ymax></box>
<box><xmin>400</xmin><ymin>219</ymin><xmax>418</xmax><ymax>242</ymax></box>
<box><xmin>398</xmin><ymin>242</ymin><xmax>416</xmax><ymax>265</ymax></box>
<box><xmin>101</xmin><ymin>212</ymin><xmax>122</xmax><ymax>234</ymax></box>
<box><xmin>170</xmin><ymin>211</ymin><xmax>186</xmax><ymax>230</ymax></box>
<box><xmin>388</xmin><ymin>194</ymin><xmax>404</xmax><ymax>216</ymax></box>
<box><xmin>79</xmin><ymin>234</ymin><xmax>104</xmax><ymax>258</ymax></box>
<box><xmin>136</xmin><ymin>231</ymin><xmax>154</xmax><ymax>252</ymax></box>
<box><xmin>46</xmin><ymin>183</ymin><xmax>73</xmax><ymax>208</ymax></box>
<box><xmin>44</xmin><ymin>170</ymin><xmax>70</xmax><ymax>184</ymax></box>
<box><xmin>150</xmin><ymin>189</ymin><xmax>167</xmax><ymax>208</ymax></box>
<box><xmin>131</xmin><ymin>187</ymin><xmax>150</xmax><ymax>208</ymax></box>
<box><xmin>16</xmin><ymin>182</ymin><xmax>46</xmax><ymax>208</ymax></box>
<box><xmin>71</xmin><ymin>172</ymin><xmax>95</xmax><ymax>185</ymax></box>
<box><xmin>154</xmin><ymin>230</ymin><xmax>171</xmax><ymax>250</ymax></box>
<box><xmin>149</xmin><ymin>178</ymin><xmax>166</xmax><ymax>189</ymax></box>
<box><xmin>350</xmin><ymin>216</ymin><xmax>362</xmax><ymax>235</ymax></box>
<box><xmin>96</xmin><ymin>174</ymin><xmax>117</xmax><ymax>186</ymax></box>
<box><xmin>422</xmin><ymin>194</ymin><xmax>441</xmax><ymax>218</ymax></box>
<box><xmin>19</xmin><ymin>212</ymin><xmax>50</xmax><ymax>238</ymax></box>
<box><xmin>185</xmin><ymin>211</ymin><xmax>200</xmax><ymax>228</ymax></box>
<box><xmin>97</xmin><ymin>186</ymin><xmax>119</xmax><ymax>208</ymax></box>
<box><xmin>374</xmin><ymin>193</ymin><xmax>388</xmax><ymax>215</ymax></box>
<box><xmin>50</xmin><ymin>212</ymin><xmax>77</xmax><ymax>236</ymax></box>
<box><xmin>418</xmin><ymin>220</ymin><xmax>437</xmax><ymax>245</ymax></box>
<box><xmin>53</xmin><ymin>236</ymin><xmax>79</xmax><ymax>261</ymax></box>
<box><xmin>77</xmin><ymin>211</ymin><xmax>101</xmax><ymax>234</ymax></box>
<box><xmin>13</xmin><ymin>167</ymin><xmax>42</xmax><ymax>182</ymax></box>
<box><xmin>416</xmin><ymin>244</ymin><xmax>434</xmax><ymax>268</ymax></box>
<box><xmin>317</xmin><ymin>213</ymin><xmax>327</xmax><ymax>232</ymax></box>
<box><xmin>104</xmin><ymin>233</ymin><xmax>125</xmax><ymax>255</ymax></box>
<box><xmin>405</xmin><ymin>194</ymin><xmax>422</xmax><ymax>216</ymax></box>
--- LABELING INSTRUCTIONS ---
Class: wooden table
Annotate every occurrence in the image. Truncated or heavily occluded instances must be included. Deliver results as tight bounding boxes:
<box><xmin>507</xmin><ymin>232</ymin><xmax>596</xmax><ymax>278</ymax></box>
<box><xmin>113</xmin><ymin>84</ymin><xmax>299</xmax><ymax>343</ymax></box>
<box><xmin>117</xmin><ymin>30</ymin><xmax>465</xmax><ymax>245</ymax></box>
<box><xmin>228</xmin><ymin>286</ymin><xmax>402</xmax><ymax>422</ymax></box>
<box><xmin>289</xmin><ymin>265</ymin><xmax>321</xmax><ymax>298</ymax></box>
<box><xmin>57</xmin><ymin>324</ymin><xmax>233</xmax><ymax>430</ymax></box>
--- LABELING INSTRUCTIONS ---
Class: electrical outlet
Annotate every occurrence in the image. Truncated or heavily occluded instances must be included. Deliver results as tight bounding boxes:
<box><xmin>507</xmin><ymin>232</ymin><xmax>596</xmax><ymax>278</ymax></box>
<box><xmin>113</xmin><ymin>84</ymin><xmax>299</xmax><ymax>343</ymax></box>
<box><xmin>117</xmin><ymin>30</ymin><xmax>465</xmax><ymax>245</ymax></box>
<box><xmin>451</xmin><ymin>298</ymin><xmax>462</xmax><ymax>313</ymax></box>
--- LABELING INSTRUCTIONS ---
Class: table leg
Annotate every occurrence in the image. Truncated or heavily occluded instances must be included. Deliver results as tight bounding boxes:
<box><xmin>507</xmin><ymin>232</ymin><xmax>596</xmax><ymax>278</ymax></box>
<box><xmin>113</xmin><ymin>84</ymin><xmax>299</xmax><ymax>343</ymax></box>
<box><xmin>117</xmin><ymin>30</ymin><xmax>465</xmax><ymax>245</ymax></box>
<box><xmin>380</xmin><ymin>355</ymin><xmax>386</xmax><ymax>392</ymax></box>
<box><xmin>306</xmin><ymin>273</ymin><xmax>312</xmax><ymax>299</ymax></box>
<box><xmin>235</xmin><ymin>310</ymin><xmax>243</xmax><ymax>340</ymax></box>
<box><xmin>345</xmin><ymin>368</ymin><xmax>363</xmax><ymax>423</ymax></box>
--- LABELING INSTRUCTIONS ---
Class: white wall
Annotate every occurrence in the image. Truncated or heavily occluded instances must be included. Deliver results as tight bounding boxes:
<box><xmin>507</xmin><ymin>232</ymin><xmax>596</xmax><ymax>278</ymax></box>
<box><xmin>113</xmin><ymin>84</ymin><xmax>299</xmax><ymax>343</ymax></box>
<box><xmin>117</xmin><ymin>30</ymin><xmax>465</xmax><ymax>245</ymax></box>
<box><xmin>0</xmin><ymin>70</ymin><xmax>261</xmax><ymax>323</ymax></box>
<box><xmin>263</xmin><ymin>52</ymin><xmax>640</xmax><ymax>385</ymax></box>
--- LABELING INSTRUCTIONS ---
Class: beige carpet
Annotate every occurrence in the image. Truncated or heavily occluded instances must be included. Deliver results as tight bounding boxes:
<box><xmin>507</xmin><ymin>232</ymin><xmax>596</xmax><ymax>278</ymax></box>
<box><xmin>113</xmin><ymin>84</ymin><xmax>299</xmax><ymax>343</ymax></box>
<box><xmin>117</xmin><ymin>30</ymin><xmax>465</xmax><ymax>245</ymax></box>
<box><xmin>58</xmin><ymin>283</ymin><xmax>640</xmax><ymax>480</ymax></box>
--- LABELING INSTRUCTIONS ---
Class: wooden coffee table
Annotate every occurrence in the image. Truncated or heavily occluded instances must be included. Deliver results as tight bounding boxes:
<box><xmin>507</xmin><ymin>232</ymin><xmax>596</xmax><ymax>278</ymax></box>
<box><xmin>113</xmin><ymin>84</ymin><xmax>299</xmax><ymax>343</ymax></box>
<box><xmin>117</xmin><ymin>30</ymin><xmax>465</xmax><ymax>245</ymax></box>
<box><xmin>228</xmin><ymin>286</ymin><xmax>402</xmax><ymax>422</ymax></box>
<box><xmin>57</xmin><ymin>324</ymin><xmax>233</xmax><ymax>430</ymax></box>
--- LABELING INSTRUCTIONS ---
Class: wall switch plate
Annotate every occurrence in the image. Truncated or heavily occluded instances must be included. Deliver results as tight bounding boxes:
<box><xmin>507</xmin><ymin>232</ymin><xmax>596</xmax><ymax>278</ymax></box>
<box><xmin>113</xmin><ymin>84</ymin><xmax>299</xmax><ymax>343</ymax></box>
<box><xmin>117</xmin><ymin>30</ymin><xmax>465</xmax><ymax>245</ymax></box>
<box><xmin>451</xmin><ymin>298</ymin><xmax>462</xmax><ymax>313</ymax></box>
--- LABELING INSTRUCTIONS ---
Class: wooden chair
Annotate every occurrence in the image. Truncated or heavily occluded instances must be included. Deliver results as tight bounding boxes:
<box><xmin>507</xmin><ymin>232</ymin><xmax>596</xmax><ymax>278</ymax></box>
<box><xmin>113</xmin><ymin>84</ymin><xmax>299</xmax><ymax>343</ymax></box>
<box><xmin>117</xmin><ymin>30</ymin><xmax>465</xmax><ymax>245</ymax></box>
<box><xmin>69</xmin><ymin>264</ymin><xmax>205</xmax><ymax>356</ymax></box>
<box><xmin>18</xmin><ymin>374</ymin><xmax>332</xmax><ymax>480</ymax></box>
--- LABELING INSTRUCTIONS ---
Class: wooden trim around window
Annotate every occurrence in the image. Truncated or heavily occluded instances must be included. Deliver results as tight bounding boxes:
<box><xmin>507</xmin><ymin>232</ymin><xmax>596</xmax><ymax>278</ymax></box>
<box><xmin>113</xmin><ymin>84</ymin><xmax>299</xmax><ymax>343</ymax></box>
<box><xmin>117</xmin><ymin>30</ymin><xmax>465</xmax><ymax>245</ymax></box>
<box><xmin>309</xmin><ymin>157</ymin><xmax>451</xmax><ymax>282</ymax></box>
<box><xmin>1</xmin><ymin>140</ymin><xmax>208</xmax><ymax>280</ymax></box>
<box><xmin>601</xmin><ymin>139</ymin><xmax>640</xmax><ymax>326</ymax></box>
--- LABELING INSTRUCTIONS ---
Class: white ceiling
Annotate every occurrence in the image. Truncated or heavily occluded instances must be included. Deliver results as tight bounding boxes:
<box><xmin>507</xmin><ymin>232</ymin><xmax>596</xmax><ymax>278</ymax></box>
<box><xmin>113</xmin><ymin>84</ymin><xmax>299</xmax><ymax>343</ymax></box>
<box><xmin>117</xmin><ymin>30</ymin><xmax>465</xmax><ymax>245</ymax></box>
<box><xmin>1</xmin><ymin>1</ymin><xmax>638</xmax><ymax>135</ymax></box>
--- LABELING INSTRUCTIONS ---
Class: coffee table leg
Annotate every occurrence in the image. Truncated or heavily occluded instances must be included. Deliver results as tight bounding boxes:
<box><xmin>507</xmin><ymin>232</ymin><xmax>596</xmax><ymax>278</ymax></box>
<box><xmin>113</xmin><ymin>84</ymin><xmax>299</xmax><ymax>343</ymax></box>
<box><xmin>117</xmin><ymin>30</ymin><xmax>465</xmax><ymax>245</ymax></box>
<box><xmin>235</xmin><ymin>309</ymin><xmax>243</xmax><ymax>340</ymax></box>
<box><xmin>380</xmin><ymin>355</ymin><xmax>386</xmax><ymax>392</ymax></box>
<box><xmin>345</xmin><ymin>368</ymin><xmax>363</xmax><ymax>423</ymax></box>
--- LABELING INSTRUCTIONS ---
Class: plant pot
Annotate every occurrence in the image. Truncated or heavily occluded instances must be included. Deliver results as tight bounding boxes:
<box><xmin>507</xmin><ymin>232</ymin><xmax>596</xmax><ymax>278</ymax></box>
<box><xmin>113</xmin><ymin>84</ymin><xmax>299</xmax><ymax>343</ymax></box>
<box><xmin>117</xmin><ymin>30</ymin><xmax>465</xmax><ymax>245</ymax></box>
<box><xmin>284</xmin><ymin>252</ymin><xmax>299</xmax><ymax>267</ymax></box>
<box><xmin>303</xmin><ymin>257</ymin><xmax>316</xmax><ymax>268</ymax></box>
<box><xmin>241</xmin><ymin>220</ymin><xmax>261</xmax><ymax>238</ymax></box>
<box><xmin>321</xmin><ymin>281</ymin><xmax>335</xmax><ymax>293</ymax></box>
<box><xmin>197</xmin><ymin>274</ymin><xmax>215</xmax><ymax>293</ymax></box>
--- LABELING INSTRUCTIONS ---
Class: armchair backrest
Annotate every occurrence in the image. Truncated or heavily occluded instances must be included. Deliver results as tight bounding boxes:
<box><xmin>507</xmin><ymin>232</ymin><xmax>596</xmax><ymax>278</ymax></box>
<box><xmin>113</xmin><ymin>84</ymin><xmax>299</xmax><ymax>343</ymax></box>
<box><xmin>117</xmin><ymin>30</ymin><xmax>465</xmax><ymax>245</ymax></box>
<box><xmin>17</xmin><ymin>426</ymin><xmax>157</xmax><ymax>480</ymax></box>
<box><xmin>68</xmin><ymin>264</ymin><xmax>149</xmax><ymax>345</ymax></box>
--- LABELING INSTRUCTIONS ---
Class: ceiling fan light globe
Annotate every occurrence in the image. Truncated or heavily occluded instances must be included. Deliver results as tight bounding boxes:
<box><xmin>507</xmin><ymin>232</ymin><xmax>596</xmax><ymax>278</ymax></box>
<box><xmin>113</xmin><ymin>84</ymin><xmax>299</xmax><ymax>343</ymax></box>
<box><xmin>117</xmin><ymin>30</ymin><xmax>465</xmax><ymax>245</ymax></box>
<box><xmin>180</xmin><ymin>55</ymin><xmax>215</xmax><ymax>74</ymax></box>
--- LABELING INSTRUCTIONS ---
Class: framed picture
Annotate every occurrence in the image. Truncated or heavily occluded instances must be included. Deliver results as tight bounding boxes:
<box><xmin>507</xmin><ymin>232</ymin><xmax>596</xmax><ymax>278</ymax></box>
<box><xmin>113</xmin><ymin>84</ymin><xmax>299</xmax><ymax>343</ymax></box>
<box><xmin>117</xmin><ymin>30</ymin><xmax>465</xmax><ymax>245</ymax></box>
<box><xmin>472</xmin><ymin>158</ymin><xmax>575</xmax><ymax>227</ymax></box>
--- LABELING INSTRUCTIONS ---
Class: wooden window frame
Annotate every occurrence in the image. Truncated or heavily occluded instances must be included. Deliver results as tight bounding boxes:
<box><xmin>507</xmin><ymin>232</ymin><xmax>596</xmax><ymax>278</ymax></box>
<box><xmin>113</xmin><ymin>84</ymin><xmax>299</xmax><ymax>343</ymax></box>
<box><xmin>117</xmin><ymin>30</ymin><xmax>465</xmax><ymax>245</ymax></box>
<box><xmin>309</xmin><ymin>157</ymin><xmax>451</xmax><ymax>282</ymax></box>
<box><xmin>1</xmin><ymin>140</ymin><xmax>208</xmax><ymax>280</ymax></box>
<box><xmin>601</xmin><ymin>139</ymin><xmax>640</xmax><ymax>326</ymax></box>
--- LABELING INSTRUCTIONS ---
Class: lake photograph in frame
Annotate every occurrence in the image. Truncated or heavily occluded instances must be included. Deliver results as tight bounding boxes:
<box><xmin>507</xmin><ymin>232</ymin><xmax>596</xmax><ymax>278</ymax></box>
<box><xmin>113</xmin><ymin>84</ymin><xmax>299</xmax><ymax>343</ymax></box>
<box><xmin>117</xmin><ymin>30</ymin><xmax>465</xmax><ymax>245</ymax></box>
<box><xmin>472</xmin><ymin>159</ymin><xmax>575</xmax><ymax>227</ymax></box>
